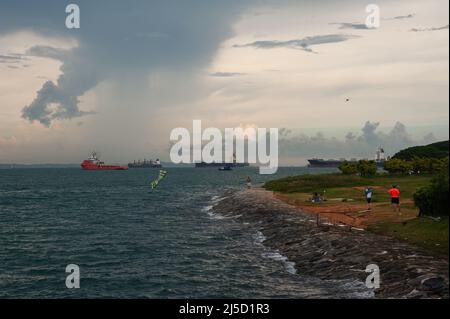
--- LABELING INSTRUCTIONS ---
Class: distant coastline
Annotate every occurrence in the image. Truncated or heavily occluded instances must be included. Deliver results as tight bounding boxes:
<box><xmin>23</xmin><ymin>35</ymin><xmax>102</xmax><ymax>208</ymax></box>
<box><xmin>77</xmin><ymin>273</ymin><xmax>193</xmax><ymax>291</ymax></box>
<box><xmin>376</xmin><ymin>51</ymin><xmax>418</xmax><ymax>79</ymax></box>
<box><xmin>0</xmin><ymin>164</ymin><xmax>80</xmax><ymax>169</ymax></box>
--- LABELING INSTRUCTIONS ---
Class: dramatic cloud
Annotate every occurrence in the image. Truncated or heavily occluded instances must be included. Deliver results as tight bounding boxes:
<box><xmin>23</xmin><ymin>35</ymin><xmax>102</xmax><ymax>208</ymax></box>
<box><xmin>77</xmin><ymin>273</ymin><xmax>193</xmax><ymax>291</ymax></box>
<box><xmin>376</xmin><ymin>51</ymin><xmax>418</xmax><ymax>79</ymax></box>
<box><xmin>410</xmin><ymin>25</ymin><xmax>449</xmax><ymax>32</ymax></box>
<box><xmin>234</xmin><ymin>34</ymin><xmax>359</xmax><ymax>53</ymax></box>
<box><xmin>22</xmin><ymin>80</ymin><xmax>95</xmax><ymax>127</ymax></box>
<box><xmin>0</xmin><ymin>0</ymin><xmax>248</xmax><ymax>127</ymax></box>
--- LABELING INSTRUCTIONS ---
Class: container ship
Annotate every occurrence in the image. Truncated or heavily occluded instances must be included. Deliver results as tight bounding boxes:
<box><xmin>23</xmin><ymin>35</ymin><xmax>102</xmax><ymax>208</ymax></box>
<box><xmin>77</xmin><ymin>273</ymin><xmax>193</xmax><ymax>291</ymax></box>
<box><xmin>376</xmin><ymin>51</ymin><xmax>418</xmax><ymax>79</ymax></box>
<box><xmin>128</xmin><ymin>159</ymin><xmax>162</xmax><ymax>168</ymax></box>
<box><xmin>81</xmin><ymin>152</ymin><xmax>128</xmax><ymax>170</ymax></box>
<box><xmin>307</xmin><ymin>147</ymin><xmax>387</xmax><ymax>168</ymax></box>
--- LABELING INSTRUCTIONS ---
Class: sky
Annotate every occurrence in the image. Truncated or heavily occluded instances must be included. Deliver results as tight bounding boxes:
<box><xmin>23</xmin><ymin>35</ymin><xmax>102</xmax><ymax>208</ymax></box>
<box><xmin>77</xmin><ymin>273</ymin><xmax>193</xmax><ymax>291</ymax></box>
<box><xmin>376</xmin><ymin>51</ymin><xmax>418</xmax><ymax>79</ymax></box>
<box><xmin>0</xmin><ymin>0</ymin><xmax>448</xmax><ymax>165</ymax></box>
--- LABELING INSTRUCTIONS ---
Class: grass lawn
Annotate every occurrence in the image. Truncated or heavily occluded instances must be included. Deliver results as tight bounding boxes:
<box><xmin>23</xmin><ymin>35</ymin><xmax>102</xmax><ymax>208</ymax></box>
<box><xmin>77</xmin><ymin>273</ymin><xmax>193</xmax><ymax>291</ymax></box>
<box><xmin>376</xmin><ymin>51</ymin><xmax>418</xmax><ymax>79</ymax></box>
<box><xmin>367</xmin><ymin>217</ymin><xmax>449</xmax><ymax>256</ymax></box>
<box><xmin>264</xmin><ymin>173</ymin><xmax>432</xmax><ymax>200</ymax></box>
<box><xmin>265</xmin><ymin>173</ymin><xmax>448</xmax><ymax>255</ymax></box>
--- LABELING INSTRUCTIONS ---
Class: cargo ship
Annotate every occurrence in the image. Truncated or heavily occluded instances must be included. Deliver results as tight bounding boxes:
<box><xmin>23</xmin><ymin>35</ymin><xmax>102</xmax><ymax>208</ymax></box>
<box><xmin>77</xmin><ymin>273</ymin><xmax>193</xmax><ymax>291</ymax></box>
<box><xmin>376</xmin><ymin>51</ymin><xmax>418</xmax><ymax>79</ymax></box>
<box><xmin>195</xmin><ymin>153</ymin><xmax>249</xmax><ymax>168</ymax></box>
<box><xmin>307</xmin><ymin>147</ymin><xmax>387</xmax><ymax>168</ymax></box>
<box><xmin>128</xmin><ymin>159</ymin><xmax>162</xmax><ymax>168</ymax></box>
<box><xmin>81</xmin><ymin>152</ymin><xmax>128</xmax><ymax>170</ymax></box>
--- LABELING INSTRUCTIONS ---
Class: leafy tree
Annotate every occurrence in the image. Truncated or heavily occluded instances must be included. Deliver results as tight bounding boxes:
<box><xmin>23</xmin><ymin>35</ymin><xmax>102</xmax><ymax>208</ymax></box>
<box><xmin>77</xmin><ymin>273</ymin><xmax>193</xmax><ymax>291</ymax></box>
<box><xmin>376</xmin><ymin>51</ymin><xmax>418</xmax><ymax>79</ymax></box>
<box><xmin>338</xmin><ymin>161</ymin><xmax>358</xmax><ymax>175</ymax></box>
<box><xmin>384</xmin><ymin>158</ymin><xmax>414</xmax><ymax>175</ymax></box>
<box><xmin>356</xmin><ymin>160</ymin><xmax>377</xmax><ymax>177</ymax></box>
<box><xmin>411</xmin><ymin>157</ymin><xmax>449</xmax><ymax>174</ymax></box>
<box><xmin>393</xmin><ymin>140</ymin><xmax>449</xmax><ymax>160</ymax></box>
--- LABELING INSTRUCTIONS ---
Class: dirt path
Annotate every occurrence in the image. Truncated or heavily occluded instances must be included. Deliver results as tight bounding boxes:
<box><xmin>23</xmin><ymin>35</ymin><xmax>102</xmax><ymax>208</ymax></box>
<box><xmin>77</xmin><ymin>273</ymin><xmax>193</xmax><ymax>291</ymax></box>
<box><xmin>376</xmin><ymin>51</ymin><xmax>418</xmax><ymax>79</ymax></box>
<box><xmin>274</xmin><ymin>192</ymin><xmax>418</xmax><ymax>229</ymax></box>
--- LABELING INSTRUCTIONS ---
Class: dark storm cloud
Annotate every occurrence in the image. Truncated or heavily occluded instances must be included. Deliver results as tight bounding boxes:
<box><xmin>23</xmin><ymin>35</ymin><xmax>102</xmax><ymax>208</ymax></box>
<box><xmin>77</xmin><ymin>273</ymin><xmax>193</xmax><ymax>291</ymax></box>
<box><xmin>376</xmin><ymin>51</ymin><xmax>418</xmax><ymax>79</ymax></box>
<box><xmin>410</xmin><ymin>25</ymin><xmax>449</xmax><ymax>32</ymax></box>
<box><xmin>234</xmin><ymin>34</ymin><xmax>359</xmax><ymax>53</ymax></box>
<box><xmin>0</xmin><ymin>0</ymin><xmax>248</xmax><ymax>126</ymax></box>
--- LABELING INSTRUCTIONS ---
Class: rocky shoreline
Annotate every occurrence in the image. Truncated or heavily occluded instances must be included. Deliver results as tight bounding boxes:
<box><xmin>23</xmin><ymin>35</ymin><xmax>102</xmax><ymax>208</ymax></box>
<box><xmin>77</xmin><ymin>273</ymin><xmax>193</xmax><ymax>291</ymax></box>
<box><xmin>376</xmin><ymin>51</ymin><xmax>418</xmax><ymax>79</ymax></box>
<box><xmin>213</xmin><ymin>188</ymin><xmax>449</xmax><ymax>299</ymax></box>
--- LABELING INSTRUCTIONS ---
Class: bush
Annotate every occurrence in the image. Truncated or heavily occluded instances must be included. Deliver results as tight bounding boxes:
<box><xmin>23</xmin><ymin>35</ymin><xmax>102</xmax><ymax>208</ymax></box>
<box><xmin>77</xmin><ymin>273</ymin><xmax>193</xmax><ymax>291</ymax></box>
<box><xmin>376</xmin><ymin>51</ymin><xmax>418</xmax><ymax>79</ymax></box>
<box><xmin>356</xmin><ymin>160</ymin><xmax>377</xmax><ymax>177</ymax></box>
<box><xmin>338</xmin><ymin>161</ymin><xmax>358</xmax><ymax>175</ymax></box>
<box><xmin>413</xmin><ymin>169</ymin><xmax>449</xmax><ymax>217</ymax></box>
<box><xmin>384</xmin><ymin>158</ymin><xmax>414</xmax><ymax>174</ymax></box>
<box><xmin>338</xmin><ymin>160</ymin><xmax>377</xmax><ymax>177</ymax></box>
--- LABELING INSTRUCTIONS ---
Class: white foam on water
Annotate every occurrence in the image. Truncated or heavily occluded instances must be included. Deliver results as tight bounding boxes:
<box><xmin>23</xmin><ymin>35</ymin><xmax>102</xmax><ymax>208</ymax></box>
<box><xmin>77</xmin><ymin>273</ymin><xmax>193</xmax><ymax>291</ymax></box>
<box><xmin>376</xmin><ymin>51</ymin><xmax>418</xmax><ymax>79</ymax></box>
<box><xmin>331</xmin><ymin>279</ymin><xmax>375</xmax><ymax>298</ymax></box>
<box><xmin>253</xmin><ymin>231</ymin><xmax>297</xmax><ymax>275</ymax></box>
<box><xmin>253</xmin><ymin>230</ymin><xmax>266</xmax><ymax>245</ymax></box>
<box><xmin>211</xmin><ymin>195</ymin><xmax>227</xmax><ymax>204</ymax></box>
<box><xmin>207</xmin><ymin>211</ymin><xmax>226</xmax><ymax>220</ymax></box>
<box><xmin>201</xmin><ymin>205</ymin><xmax>213</xmax><ymax>212</ymax></box>
<box><xmin>262</xmin><ymin>251</ymin><xmax>297</xmax><ymax>275</ymax></box>
<box><xmin>201</xmin><ymin>198</ymin><xmax>226</xmax><ymax>220</ymax></box>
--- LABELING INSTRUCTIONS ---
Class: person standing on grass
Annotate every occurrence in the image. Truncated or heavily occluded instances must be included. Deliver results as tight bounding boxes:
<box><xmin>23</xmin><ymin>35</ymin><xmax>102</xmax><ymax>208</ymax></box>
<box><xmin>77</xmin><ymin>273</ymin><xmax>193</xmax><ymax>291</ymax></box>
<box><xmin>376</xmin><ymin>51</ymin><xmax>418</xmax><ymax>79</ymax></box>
<box><xmin>389</xmin><ymin>185</ymin><xmax>401</xmax><ymax>212</ymax></box>
<box><xmin>364</xmin><ymin>187</ymin><xmax>373</xmax><ymax>211</ymax></box>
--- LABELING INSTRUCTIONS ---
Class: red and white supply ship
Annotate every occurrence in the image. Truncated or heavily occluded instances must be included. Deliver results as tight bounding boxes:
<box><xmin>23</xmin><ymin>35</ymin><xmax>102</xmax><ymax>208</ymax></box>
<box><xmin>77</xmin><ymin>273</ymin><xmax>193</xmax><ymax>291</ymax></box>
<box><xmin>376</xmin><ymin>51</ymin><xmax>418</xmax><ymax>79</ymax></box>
<box><xmin>81</xmin><ymin>152</ymin><xmax>128</xmax><ymax>170</ymax></box>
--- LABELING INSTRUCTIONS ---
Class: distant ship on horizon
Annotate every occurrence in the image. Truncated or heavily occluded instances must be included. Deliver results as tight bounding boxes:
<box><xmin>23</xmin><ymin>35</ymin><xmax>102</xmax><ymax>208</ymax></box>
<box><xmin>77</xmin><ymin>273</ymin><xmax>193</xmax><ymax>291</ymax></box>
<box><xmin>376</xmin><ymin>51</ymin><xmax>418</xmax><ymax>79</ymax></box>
<box><xmin>307</xmin><ymin>147</ymin><xmax>387</xmax><ymax>168</ymax></box>
<box><xmin>128</xmin><ymin>158</ymin><xmax>162</xmax><ymax>168</ymax></box>
<box><xmin>195</xmin><ymin>153</ymin><xmax>250</xmax><ymax>168</ymax></box>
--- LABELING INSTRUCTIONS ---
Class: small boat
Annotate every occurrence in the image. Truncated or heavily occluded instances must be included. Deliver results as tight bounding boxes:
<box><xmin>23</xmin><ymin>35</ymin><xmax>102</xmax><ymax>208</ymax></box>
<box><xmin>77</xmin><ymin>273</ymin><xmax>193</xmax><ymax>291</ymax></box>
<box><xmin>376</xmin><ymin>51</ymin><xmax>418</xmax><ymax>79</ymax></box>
<box><xmin>218</xmin><ymin>165</ymin><xmax>233</xmax><ymax>171</ymax></box>
<box><xmin>81</xmin><ymin>152</ymin><xmax>128</xmax><ymax>170</ymax></box>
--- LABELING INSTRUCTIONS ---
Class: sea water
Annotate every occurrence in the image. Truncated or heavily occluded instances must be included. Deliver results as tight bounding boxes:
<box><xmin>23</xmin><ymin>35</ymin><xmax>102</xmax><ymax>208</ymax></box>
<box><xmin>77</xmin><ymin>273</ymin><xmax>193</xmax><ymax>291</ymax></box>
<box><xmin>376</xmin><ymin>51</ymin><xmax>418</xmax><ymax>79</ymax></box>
<box><xmin>0</xmin><ymin>167</ymin><xmax>371</xmax><ymax>298</ymax></box>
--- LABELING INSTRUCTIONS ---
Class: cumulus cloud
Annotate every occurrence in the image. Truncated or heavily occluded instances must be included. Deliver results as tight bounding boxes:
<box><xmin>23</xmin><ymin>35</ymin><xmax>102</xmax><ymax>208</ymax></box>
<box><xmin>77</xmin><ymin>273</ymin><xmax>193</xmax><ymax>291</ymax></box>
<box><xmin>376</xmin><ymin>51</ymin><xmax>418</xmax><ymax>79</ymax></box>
<box><xmin>278</xmin><ymin>121</ymin><xmax>436</xmax><ymax>160</ymax></box>
<box><xmin>233</xmin><ymin>34</ymin><xmax>359</xmax><ymax>53</ymax></box>
<box><xmin>410</xmin><ymin>25</ymin><xmax>449</xmax><ymax>32</ymax></box>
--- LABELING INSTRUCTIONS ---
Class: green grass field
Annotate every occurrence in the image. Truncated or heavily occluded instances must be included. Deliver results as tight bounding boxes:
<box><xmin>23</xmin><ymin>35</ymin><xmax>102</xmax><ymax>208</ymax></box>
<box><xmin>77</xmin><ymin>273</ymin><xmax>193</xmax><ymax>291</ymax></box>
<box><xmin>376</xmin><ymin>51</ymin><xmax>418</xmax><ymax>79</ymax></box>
<box><xmin>265</xmin><ymin>173</ymin><xmax>448</xmax><ymax>256</ymax></box>
<box><xmin>264</xmin><ymin>173</ymin><xmax>433</xmax><ymax>203</ymax></box>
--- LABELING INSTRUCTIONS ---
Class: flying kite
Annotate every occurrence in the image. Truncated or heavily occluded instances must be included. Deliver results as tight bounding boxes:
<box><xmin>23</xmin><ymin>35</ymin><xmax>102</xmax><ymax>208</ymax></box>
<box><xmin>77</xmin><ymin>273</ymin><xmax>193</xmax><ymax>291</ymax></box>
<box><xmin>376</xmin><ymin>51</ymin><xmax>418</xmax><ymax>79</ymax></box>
<box><xmin>150</xmin><ymin>169</ymin><xmax>167</xmax><ymax>189</ymax></box>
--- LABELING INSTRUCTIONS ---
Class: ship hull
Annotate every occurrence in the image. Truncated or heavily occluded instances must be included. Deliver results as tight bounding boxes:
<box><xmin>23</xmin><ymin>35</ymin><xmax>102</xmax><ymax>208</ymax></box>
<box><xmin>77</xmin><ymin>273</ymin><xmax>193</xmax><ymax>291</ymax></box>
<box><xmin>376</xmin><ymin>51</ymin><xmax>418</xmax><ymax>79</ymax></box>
<box><xmin>81</xmin><ymin>160</ymin><xmax>128</xmax><ymax>170</ymax></box>
<box><xmin>128</xmin><ymin>164</ymin><xmax>162</xmax><ymax>168</ymax></box>
<box><xmin>195</xmin><ymin>162</ymin><xmax>249</xmax><ymax>168</ymax></box>
<box><xmin>81</xmin><ymin>165</ymin><xmax>128</xmax><ymax>170</ymax></box>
